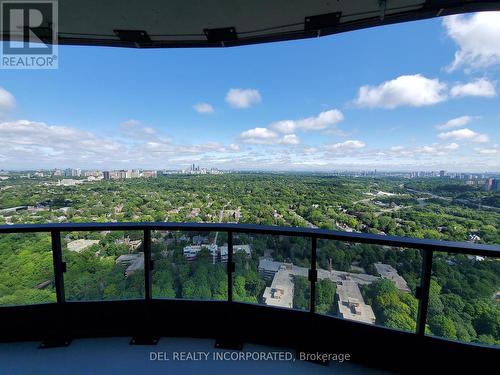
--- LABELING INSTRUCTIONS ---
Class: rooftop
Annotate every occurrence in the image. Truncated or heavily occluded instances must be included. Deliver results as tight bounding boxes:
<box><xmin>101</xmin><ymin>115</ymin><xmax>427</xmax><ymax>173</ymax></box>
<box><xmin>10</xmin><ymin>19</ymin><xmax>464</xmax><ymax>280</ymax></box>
<box><xmin>337</xmin><ymin>281</ymin><xmax>376</xmax><ymax>325</ymax></box>
<box><xmin>67</xmin><ymin>239</ymin><xmax>100</xmax><ymax>253</ymax></box>
<box><xmin>374</xmin><ymin>263</ymin><xmax>411</xmax><ymax>293</ymax></box>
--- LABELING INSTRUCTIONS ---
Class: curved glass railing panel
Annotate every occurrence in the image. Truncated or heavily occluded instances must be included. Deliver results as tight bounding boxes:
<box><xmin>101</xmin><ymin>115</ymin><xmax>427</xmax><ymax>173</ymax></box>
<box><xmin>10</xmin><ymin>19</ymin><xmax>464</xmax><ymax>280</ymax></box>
<box><xmin>232</xmin><ymin>232</ymin><xmax>311</xmax><ymax>311</ymax></box>
<box><xmin>0</xmin><ymin>232</ymin><xmax>56</xmax><ymax>306</ymax></box>
<box><xmin>0</xmin><ymin>222</ymin><xmax>498</xmax><ymax>348</ymax></box>
<box><xmin>316</xmin><ymin>239</ymin><xmax>422</xmax><ymax>332</ymax></box>
<box><xmin>61</xmin><ymin>230</ymin><xmax>145</xmax><ymax>301</ymax></box>
<box><xmin>152</xmin><ymin>230</ymin><xmax>227</xmax><ymax>301</ymax></box>
<box><xmin>426</xmin><ymin>252</ymin><xmax>500</xmax><ymax>346</ymax></box>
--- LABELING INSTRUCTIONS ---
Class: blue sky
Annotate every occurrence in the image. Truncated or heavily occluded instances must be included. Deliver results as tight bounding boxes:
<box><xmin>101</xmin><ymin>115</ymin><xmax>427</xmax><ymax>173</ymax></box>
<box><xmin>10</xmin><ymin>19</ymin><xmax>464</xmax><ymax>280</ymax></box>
<box><xmin>0</xmin><ymin>12</ymin><xmax>499</xmax><ymax>171</ymax></box>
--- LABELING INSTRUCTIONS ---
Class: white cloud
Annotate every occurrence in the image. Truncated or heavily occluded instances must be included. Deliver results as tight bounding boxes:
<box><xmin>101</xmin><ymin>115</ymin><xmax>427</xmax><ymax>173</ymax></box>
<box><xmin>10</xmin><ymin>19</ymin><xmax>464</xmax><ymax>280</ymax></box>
<box><xmin>238</xmin><ymin>109</ymin><xmax>342</xmax><ymax>147</ymax></box>
<box><xmin>120</xmin><ymin>119</ymin><xmax>158</xmax><ymax>140</ymax></box>
<box><xmin>354</xmin><ymin>74</ymin><xmax>448</xmax><ymax>109</ymax></box>
<box><xmin>239</xmin><ymin>127</ymin><xmax>278</xmax><ymax>144</ymax></box>
<box><xmin>442</xmin><ymin>142</ymin><xmax>460</xmax><ymax>151</ymax></box>
<box><xmin>381</xmin><ymin>143</ymin><xmax>461</xmax><ymax>158</ymax></box>
<box><xmin>228</xmin><ymin>143</ymin><xmax>240</xmax><ymax>151</ymax></box>
<box><xmin>390</xmin><ymin>146</ymin><xmax>404</xmax><ymax>151</ymax></box>
<box><xmin>303</xmin><ymin>147</ymin><xmax>318</xmax><ymax>154</ymax></box>
<box><xmin>0</xmin><ymin>119</ymin><xmax>242</xmax><ymax>169</ymax></box>
<box><xmin>225</xmin><ymin>88</ymin><xmax>262</xmax><ymax>108</ymax></box>
<box><xmin>438</xmin><ymin>128</ymin><xmax>489</xmax><ymax>143</ymax></box>
<box><xmin>443</xmin><ymin>12</ymin><xmax>500</xmax><ymax>71</ymax></box>
<box><xmin>0</xmin><ymin>87</ymin><xmax>15</xmax><ymax>113</ymax></box>
<box><xmin>449</xmin><ymin>78</ymin><xmax>496</xmax><ymax>98</ymax></box>
<box><xmin>239</xmin><ymin>127</ymin><xmax>300</xmax><ymax>145</ymax></box>
<box><xmin>193</xmin><ymin>102</ymin><xmax>215</xmax><ymax>114</ymax></box>
<box><xmin>121</xmin><ymin>119</ymin><xmax>140</xmax><ymax>128</ymax></box>
<box><xmin>0</xmin><ymin>120</ymin><xmax>125</xmax><ymax>160</ymax></box>
<box><xmin>478</xmin><ymin>148</ymin><xmax>498</xmax><ymax>155</ymax></box>
<box><xmin>270</xmin><ymin>109</ymin><xmax>344</xmax><ymax>134</ymax></box>
<box><xmin>415</xmin><ymin>145</ymin><xmax>439</xmax><ymax>154</ymax></box>
<box><xmin>436</xmin><ymin>116</ymin><xmax>475</xmax><ymax>130</ymax></box>
<box><xmin>325</xmin><ymin>140</ymin><xmax>366</xmax><ymax>151</ymax></box>
<box><xmin>281</xmin><ymin>134</ymin><xmax>300</xmax><ymax>145</ymax></box>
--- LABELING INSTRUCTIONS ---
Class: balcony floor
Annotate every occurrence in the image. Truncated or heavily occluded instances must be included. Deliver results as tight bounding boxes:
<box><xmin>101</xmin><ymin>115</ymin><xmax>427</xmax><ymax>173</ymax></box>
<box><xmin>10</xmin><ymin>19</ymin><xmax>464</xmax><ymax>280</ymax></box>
<box><xmin>0</xmin><ymin>337</ymin><xmax>391</xmax><ymax>374</ymax></box>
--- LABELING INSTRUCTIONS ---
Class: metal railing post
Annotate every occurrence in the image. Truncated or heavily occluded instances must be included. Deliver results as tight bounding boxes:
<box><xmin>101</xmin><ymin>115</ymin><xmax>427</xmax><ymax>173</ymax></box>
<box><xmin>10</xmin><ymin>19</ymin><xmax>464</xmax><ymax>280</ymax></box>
<box><xmin>309</xmin><ymin>237</ymin><xmax>318</xmax><ymax>313</ymax></box>
<box><xmin>416</xmin><ymin>249</ymin><xmax>433</xmax><ymax>335</ymax></box>
<box><xmin>130</xmin><ymin>228</ymin><xmax>159</xmax><ymax>345</ymax></box>
<box><xmin>51</xmin><ymin>230</ymin><xmax>65</xmax><ymax>304</ymax></box>
<box><xmin>227</xmin><ymin>231</ymin><xmax>234</xmax><ymax>303</ymax></box>
<box><xmin>143</xmin><ymin>229</ymin><xmax>152</xmax><ymax>300</ymax></box>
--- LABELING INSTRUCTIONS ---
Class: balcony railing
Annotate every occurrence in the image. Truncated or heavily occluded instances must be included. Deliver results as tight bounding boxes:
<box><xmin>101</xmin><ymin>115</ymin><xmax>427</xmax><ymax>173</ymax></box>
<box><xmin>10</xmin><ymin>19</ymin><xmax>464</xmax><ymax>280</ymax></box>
<box><xmin>1</xmin><ymin>222</ymin><xmax>498</xmax><ymax>338</ymax></box>
<box><xmin>0</xmin><ymin>222</ymin><xmax>500</xmax><ymax>372</ymax></box>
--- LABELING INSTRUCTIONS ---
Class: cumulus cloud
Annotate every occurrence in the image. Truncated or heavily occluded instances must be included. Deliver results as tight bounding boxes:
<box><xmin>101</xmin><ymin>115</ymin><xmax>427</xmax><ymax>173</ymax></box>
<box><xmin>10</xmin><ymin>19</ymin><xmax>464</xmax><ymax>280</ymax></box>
<box><xmin>238</xmin><ymin>109</ymin><xmax>341</xmax><ymax>146</ymax></box>
<box><xmin>383</xmin><ymin>143</ymin><xmax>460</xmax><ymax>158</ymax></box>
<box><xmin>0</xmin><ymin>119</ymin><xmax>240</xmax><ymax>169</ymax></box>
<box><xmin>270</xmin><ymin>109</ymin><xmax>344</xmax><ymax>134</ymax></box>
<box><xmin>225</xmin><ymin>88</ymin><xmax>261</xmax><ymax>108</ymax></box>
<box><xmin>449</xmin><ymin>78</ymin><xmax>497</xmax><ymax>98</ymax></box>
<box><xmin>281</xmin><ymin>134</ymin><xmax>300</xmax><ymax>145</ymax></box>
<box><xmin>239</xmin><ymin>127</ymin><xmax>278</xmax><ymax>144</ymax></box>
<box><xmin>443</xmin><ymin>12</ymin><xmax>500</xmax><ymax>71</ymax></box>
<box><xmin>435</xmin><ymin>116</ymin><xmax>475</xmax><ymax>130</ymax></box>
<box><xmin>390</xmin><ymin>146</ymin><xmax>405</xmax><ymax>151</ymax></box>
<box><xmin>120</xmin><ymin>119</ymin><xmax>157</xmax><ymax>140</ymax></box>
<box><xmin>0</xmin><ymin>120</ymin><xmax>125</xmax><ymax>163</ymax></box>
<box><xmin>442</xmin><ymin>142</ymin><xmax>460</xmax><ymax>151</ymax></box>
<box><xmin>354</xmin><ymin>74</ymin><xmax>448</xmax><ymax>109</ymax></box>
<box><xmin>193</xmin><ymin>102</ymin><xmax>215</xmax><ymax>114</ymax></box>
<box><xmin>475</xmin><ymin>144</ymin><xmax>499</xmax><ymax>155</ymax></box>
<box><xmin>239</xmin><ymin>127</ymin><xmax>300</xmax><ymax>145</ymax></box>
<box><xmin>0</xmin><ymin>87</ymin><xmax>15</xmax><ymax>113</ymax></box>
<box><xmin>228</xmin><ymin>143</ymin><xmax>240</xmax><ymax>151</ymax></box>
<box><xmin>325</xmin><ymin>140</ymin><xmax>366</xmax><ymax>151</ymax></box>
<box><xmin>438</xmin><ymin>128</ymin><xmax>489</xmax><ymax>143</ymax></box>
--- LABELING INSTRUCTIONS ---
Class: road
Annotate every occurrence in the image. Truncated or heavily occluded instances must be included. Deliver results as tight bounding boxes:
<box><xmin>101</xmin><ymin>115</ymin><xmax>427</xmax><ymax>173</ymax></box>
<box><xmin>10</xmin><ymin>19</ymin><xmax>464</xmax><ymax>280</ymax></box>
<box><xmin>406</xmin><ymin>188</ymin><xmax>499</xmax><ymax>211</ymax></box>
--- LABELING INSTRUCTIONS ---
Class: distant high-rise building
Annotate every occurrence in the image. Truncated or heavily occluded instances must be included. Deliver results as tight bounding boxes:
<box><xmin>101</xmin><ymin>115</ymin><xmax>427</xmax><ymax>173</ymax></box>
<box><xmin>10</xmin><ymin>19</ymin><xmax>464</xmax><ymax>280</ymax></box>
<box><xmin>439</xmin><ymin>170</ymin><xmax>446</xmax><ymax>178</ymax></box>
<box><xmin>103</xmin><ymin>171</ymin><xmax>110</xmax><ymax>180</ymax></box>
<box><xmin>484</xmin><ymin>178</ymin><xmax>498</xmax><ymax>191</ymax></box>
<box><xmin>493</xmin><ymin>179</ymin><xmax>500</xmax><ymax>191</ymax></box>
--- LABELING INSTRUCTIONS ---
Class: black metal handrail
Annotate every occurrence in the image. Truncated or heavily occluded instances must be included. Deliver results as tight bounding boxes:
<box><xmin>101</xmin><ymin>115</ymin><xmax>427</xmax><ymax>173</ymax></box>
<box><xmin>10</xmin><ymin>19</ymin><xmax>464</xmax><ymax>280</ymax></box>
<box><xmin>0</xmin><ymin>221</ymin><xmax>499</xmax><ymax>342</ymax></box>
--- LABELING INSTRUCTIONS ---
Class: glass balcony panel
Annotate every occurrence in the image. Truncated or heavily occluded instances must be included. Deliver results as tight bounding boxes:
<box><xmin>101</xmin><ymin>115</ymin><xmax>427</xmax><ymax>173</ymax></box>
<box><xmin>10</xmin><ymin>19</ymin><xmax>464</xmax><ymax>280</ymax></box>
<box><xmin>152</xmin><ymin>230</ymin><xmax>227</xmax><ymax>301</ymax></box>
<box><xmin>232</xmin><ymin>233</ymin><xmax>311</xmax><ymax>311</ymax></box>
<box><xmin>62</xmin><ymin>230</ymin><xmax>144</xmax><ymax>301</ymax></box>
<box><xmin>0</xmin><ymin>233</ymin><xmax>56</xmax><ymax>306</ymax></box>
<box><xmin>426</xmin><ymin>252</ymin><xmax>500</xmax><ymax>346</ymax></box>
<box><xmin>316</xmin><ymin>239</ymin><xmax>422</xmax><ymax>332</ymax></box>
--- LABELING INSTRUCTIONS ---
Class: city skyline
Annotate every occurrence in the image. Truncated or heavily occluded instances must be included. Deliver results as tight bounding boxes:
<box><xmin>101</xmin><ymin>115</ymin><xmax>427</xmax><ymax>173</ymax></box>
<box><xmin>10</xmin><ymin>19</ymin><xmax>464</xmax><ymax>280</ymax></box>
<box><xmin>1</xmin><ymin>13</ymin><xmax>500</xmax><ymax>171</ymax></box>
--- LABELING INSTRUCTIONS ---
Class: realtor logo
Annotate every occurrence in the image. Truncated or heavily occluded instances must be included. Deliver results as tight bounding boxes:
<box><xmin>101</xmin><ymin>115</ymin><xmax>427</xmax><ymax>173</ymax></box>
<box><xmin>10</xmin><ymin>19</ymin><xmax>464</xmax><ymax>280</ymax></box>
<box><xmin>1</xmin><ymin>0</ymin><xmax>58</xmax><ymax>69</ymax></box>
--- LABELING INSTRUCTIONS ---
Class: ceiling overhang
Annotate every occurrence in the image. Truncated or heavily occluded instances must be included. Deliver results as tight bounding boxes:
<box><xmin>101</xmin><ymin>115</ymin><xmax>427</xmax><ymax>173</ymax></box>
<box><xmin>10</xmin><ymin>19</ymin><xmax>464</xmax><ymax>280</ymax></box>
<box><xmin>2</xmin><ymin>0</ymin><xmax>500</xmax><ymax>48</ymax></box>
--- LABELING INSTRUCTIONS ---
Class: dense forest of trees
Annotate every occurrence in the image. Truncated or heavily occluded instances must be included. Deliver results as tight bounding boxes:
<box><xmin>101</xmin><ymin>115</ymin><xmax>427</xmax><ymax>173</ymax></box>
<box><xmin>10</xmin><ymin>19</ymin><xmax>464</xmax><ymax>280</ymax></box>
<box><xmin>0</xmin><ymin>174</ymin><xmax>498</xmax><ymax>346</ymax></box>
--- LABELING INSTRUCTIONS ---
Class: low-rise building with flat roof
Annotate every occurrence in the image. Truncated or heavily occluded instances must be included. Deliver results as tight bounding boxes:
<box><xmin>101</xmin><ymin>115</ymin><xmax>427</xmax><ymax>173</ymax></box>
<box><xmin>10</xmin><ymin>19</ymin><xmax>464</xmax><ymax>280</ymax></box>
<box><xmin>116</xmin><ymin>253</ymin><xmax>144</xmax><ymax>277</ymax></box>
<box><xmin>219</xmin><ymin>244</ymin><xmax>251</xmax><ymax>262</ymax></box>
<box><xmin>258</xmin><ymin>259</ymin><xmax>284</xmax><ymax>279</ymax></box>
<box><xmin>374</xmin><ymin>263</ymin><xmax>410</xmax><ymax>292</ymax></box>
<box><xmin>67</xmin><ymin>239</ymin><xmax>100</xmax><ymax>253</ymax></box>
<box><xmin>337</xmin><ymin>280</ymin><xmax>376</xmax><ymax>324</ymax></box>
<box><xmin>183</xmin><ymin>244</ymin><xmax>218</xmax><ymax>261</ymax></box>
<box><xmin>262</xmin><ymin>267</ymin><xmax>294</xmax><ymax>309</ymax></box>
